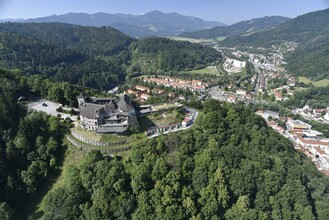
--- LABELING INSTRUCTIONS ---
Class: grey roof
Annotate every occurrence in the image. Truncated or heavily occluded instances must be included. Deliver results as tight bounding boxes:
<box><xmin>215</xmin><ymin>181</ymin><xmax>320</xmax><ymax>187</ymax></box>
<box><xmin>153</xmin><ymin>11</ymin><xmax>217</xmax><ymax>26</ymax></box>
<box><xmin>80</xmin><ymin>103</ymin><xmax>104</xmax><ymax>119</ymax></box>
<box><xmin>79</xmin><ymin>94</ymin><xmax>135</xmax><ymax>120</ymax></box>
<box><xmin>104</xmin><ymin>100</ymin><xmax>117</xmax><ymax>112</ymax></box>
<box><xmin>117</xmin><ymin>95</ymin><xmax>135</xmax><ymax>113</ymax></box>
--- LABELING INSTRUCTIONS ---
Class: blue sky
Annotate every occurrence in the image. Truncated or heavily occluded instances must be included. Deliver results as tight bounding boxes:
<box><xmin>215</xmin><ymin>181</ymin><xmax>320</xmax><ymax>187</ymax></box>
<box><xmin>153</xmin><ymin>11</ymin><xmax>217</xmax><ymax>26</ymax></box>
<box><xmin>0</xmin><ymin>0</ymin><xmax>328</xmax><ymax>24</ymax></box>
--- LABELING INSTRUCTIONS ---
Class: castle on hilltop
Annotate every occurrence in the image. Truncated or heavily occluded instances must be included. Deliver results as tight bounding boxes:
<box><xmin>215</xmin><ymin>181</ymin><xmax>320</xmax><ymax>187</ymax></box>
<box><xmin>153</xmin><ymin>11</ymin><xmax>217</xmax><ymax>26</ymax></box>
<box><xmin>77</xmin><ymin>93</ymin><xmax>139</xmax><ymax>135</ymax></box>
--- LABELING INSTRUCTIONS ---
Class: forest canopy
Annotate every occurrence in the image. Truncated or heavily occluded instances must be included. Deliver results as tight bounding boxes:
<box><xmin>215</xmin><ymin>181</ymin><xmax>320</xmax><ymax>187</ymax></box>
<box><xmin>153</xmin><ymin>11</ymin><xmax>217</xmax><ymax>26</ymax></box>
<box><xmin>41</xmin><ymin>100</ymin><xmax>329</xmax><ymax>219</ymax></box>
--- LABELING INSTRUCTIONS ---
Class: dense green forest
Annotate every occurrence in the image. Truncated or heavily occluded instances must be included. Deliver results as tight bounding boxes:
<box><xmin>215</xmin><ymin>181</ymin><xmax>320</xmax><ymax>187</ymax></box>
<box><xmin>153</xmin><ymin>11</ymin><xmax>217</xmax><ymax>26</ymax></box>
<box><xmin>179</xmin><ymin>16</ymin><xmax>290</xmax><ymax>39</ymax></box>
<box><xmin>285</xmin><ymin>36</ymin><xmax>329</xmax><ymax>80</ymax></box>
<box><xmin>1</xmin><ymin>69</ymin><xmax>329</xmax><ymax>219</ymax></box>
<box><xmin>0</xmin><ymin>31</ymin><xmax>126</xmax><ymax>90</ymax></box>
<box><xmin>0</xmin><ymin>22</ymin><xmax>134</xmax><ymax>56</ymax></box>
<box><xmin>40</xmin><ymin>100</ymin><xmax>329</xmax><ymax>219</ymax></box>
<box><xmin>221</xmin><ymin>9</ymin><xmax>329</xmax><ymax>79</ymax></box>
<box><xmin>0</xmin><ymin>23</ymin><xmax>221</xmax><ymax>90</ymax></box>
<box><xmin>0</xmin><ymin>69</ymin><xmax>68</xmax><ymax>219</ymax></box>
<box><xmin>284</xmin><ymin>86</ymin><xmax>329</xmax><ymax>108</ymax></box>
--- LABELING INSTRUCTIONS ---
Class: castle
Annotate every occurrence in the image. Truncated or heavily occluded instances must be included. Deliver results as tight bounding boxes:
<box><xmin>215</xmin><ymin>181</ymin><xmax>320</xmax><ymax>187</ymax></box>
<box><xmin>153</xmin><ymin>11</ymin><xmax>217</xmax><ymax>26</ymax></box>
<box><xmin>77</xmin><ymin>93</ymin><xmax>139</xmax><ymax>135</ymax></box>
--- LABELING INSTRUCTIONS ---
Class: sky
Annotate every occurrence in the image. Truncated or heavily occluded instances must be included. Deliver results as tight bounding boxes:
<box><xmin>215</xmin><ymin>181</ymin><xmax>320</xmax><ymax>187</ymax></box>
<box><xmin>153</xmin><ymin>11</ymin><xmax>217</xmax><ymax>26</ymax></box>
<box><xmin>0</xmin><ymin>0</ymin><xmax>328</xmax><ymax>24</ymax></box>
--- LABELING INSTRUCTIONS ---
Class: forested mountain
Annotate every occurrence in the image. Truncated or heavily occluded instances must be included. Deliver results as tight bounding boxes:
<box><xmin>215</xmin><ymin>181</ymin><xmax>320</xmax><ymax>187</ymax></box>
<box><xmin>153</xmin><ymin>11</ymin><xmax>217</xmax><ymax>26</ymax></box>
<box><xmin>40</xmin><ymin>100</ymin><xmax>329</xmax><ymax>219</ymax></box>
<box><xmin>221</xmin><ymin>9</ymin><xmax>329</xmax><ymax>80</ymax></box>
<box><xmin>179</xmin><ymin>16</ymin><xmax>290</xmax><ymax>39</ymax></box>
<box><xmin>0</xmin><ymin>22</ymin><xmax>221</xmax><ymax>90</ymax></box>
<box><xmin>0</xmin><ymin>22</ymin><xmax>134</xmax><ymax>56</ymax></box>
<box><xmin>0</xmin><ymin>31</ymin><xmax>126</xmax><ymax>90</ymax></box>
<box><xmin>1</xmin><ymin>11</ymin><xmax>224</xmax><ymax>37</ymax></box>
<box><xmin>129</xmin><ymin>37</ymin><xmax>221</xmax><ymax>73</ymax></box>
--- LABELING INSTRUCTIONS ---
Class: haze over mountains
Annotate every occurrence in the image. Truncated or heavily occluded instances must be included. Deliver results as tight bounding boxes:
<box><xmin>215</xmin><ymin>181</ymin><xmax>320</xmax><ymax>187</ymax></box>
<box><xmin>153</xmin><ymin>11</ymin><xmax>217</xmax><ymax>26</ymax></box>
<box><xmin>179</xmin><ymin>16</ymin><xmax>291</xmax><ymax>39</ymax></box>
<box><xmin>0</xmin><ymin>11</ymin><xmax>224</xmax><ymax>38</ymax></box>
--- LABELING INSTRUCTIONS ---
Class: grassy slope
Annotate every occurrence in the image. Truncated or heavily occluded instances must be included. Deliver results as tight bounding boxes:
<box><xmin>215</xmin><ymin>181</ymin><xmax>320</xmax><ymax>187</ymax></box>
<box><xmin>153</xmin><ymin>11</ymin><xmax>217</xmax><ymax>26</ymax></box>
<box><xmin>34</xmin><ymin>143</ymin><xmax>86</xmax><ymax>218</ymax></box>
<box><xmin>298</xmin><ymin>77</ymin><xmax>329</xmax><ymax>87</ymax></box>
<box><xmin>183</xmin><ymin>65</ymin><xmax>219</xmax><ymax>75</ymax></box>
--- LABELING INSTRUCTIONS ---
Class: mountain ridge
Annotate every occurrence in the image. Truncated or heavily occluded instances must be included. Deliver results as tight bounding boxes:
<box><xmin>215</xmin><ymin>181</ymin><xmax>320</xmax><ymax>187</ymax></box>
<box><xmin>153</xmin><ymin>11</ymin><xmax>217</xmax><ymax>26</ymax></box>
<box><xmin>179</xmin><ymin>16</ymin><xmax>291</xmax><ymax>39</ymax></box>
<box><xmin>0</xmin><ymin>11</ymin><xmax>225</xmax><ymax>37</ymax></box>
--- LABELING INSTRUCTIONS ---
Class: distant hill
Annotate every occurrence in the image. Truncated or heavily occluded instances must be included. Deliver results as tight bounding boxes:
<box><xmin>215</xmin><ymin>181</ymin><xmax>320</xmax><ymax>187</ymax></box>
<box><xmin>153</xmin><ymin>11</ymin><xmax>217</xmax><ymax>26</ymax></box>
<box><xmin>221</xmin><ymin>9</ymin><xmax>329</xmax><ymax>80</ymax></box>
<box><xmin>0</xmin><ymin>22</ymin><xmax>221</xmax><ymax>89</ymax></box>
<box><xmin>0</xmin><ymin>22</ymin><xmax>134</xmax><ymax>56</ymax></box>
<box><xmin>1</xmin><ymin>11</ymin><xmax>225</xmax><ymax>38</ymax></box>
<box><xmin>179</xmin><ymin>16</ymin><xmax>290</xmax><ymax>39</ymax></box>
<box><xmin>129</xmin><ymin>37</ymin><xmax>221</xmax><ymax>73</ymax></box>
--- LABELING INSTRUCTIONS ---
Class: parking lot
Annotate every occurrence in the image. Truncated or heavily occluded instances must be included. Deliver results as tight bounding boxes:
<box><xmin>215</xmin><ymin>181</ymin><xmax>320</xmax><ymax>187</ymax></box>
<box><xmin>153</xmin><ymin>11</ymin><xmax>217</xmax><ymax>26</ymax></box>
<box><xmin>27</xmin><ymin>99</ymin><xmax>78</xmax><ymax>121</ymax></box>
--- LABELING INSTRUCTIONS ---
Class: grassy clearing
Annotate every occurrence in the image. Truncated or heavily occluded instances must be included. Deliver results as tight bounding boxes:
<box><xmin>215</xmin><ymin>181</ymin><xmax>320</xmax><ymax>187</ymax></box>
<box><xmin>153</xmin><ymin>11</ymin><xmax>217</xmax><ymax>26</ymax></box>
<box><xmin>184</xmin><ymin>66</ymin><xmax>219</xmax><ymax>75</ymax></box>
<box><xmin>152</xmin><ymin>103</ymin><xmax>179</xmax><ymax>111</ymax></box>
<box><xmin>294</xmin><ymin>87</ymin><xmax>309</xmax><ymax>92</ymax></box>
<box><xmin>34</xmin><ymin>142</ymin><xmax>93</xmax><ymax>218</ymax></box>
<box><xmin>147</xmin><ymin>110</ymin><xmax>184</xmax><ymax>126</ymax></box>
<box><xmin>298</xmin><ymin>76</ymin><xmax>329</xmax><ymax>87</ymax></box>
<box><xmin>170</xmin><ymin>36</ymin><xmax>215</xmax><ymax>43</ymax></box>
<box><xmin>25</xmin><ymin>143</ymin><xmax>75</xmax><ymax>219</ymax></box>
<box><xmin>71</xmin><ymin>126</ymin><xmax>102</xmax><ymax>141</ymax></box>
<box><xmin>216</xmin><ymin>36</ymin><xmax>226</xmax><ymax>41</ymax></box>
<box><xmin>313</xmin><ymin>79</ymin><xmax>329</xmax><ymax>87</ymax></box>
<box><xmin>100</xmin><ymin>133</ymin><xmax>128</xmax><ymax>143</ymax></box>
<box><xmin>72</xmin><ymin>126</ymin><xmax>129</xmax><ymax>143</ymax></box>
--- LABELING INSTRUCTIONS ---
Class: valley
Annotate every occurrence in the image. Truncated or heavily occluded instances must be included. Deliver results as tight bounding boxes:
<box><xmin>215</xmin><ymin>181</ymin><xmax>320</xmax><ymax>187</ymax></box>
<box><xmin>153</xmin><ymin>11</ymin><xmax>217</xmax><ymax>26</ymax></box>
<box><xmin>1</xmin><ymin>5</ymin><xmax>329</xmax><ymax>220</ymax></box>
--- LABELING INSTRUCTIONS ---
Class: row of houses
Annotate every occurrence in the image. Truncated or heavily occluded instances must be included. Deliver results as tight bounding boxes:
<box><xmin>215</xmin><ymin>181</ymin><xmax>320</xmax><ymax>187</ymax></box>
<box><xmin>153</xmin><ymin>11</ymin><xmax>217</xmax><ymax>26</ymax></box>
<box><xmin>124</xmin><ymin>85</ymin><xmax>184</xmax><ymax>103</ymax></box>
<box><xmin>143</xmin><ymin>77</ymin><xmax>208</xmax><ymax>92</ymax></box>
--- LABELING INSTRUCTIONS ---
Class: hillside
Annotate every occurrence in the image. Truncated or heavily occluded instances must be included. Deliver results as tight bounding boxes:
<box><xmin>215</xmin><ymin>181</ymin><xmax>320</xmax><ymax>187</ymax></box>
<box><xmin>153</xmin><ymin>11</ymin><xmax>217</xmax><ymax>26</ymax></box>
<box><xmin>0</xmin><ymin>69</ymin><xmax>69</xmax><ymax>219</ymax></box>
<box><xmin>179</xmin><ymin>16</ymin><xmax>290</xmax><ymax>39</ymax></box>
<box><xmin>2</xmin><ymin>11</ymin><xmax>224</xmax><ymax>38</ymax></box>
<box><xmin>0</xmin><ymin>22</ymin><xmax>134</xmax><ymax>56</ymax></box>
<box><xmin>37</xmin><ymin>100</ymin><xmax>329</xmax><ymax>219</ymax></box>
<box><xmin>0</xmin><ymin>23</ymin><xmax>221</xmax><ymax>89</ymax></box>
<box><xmin>221</xmin><ymin>9</ymin><xmax>329</xmax><ymax>80</ymax></box>
<box><xmin>129</xmin><ymin>37</ymin><xmax>221</xmax><ymax>72</ymax></box>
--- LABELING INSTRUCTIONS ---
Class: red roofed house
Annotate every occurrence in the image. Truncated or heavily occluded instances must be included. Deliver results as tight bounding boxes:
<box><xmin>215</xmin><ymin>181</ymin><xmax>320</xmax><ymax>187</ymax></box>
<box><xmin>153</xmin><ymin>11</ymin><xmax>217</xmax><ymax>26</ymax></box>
<box><xmin>135</xmin><ymin>85</ymin><xmax>150</xmax><ymax>93</ymax></box>
<box><xmin>274</xmin><ymin>92</ymin><xmax>283</xmax><ymax>101</ymax></box>
<box><xmin>182</xmin><ymin>118</ymin><xmax>192</xmax><ymax>127</ymax></box>
<box><xmin>140</xmin><ymin>93</ymin><xmax>151</xmax><ymax>101</ymax></box>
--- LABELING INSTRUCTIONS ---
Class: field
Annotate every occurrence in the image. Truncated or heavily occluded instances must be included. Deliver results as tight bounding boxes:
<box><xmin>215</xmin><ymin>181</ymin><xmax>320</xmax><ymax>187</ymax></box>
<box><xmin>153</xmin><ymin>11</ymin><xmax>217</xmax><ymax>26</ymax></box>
<box><xmin>152</xmin><ymin>103</ymin><xmax>180</xmax><ymax>111</ymax></box>
<box><xmin>215</xmin><ymin>36</ymin><xmax>226</xmax><ymax>41</ymax></box>
<box><xmin>170</xmin><ymin>36</ymin><xmax>215</xmax><ymax>43</ymax></box>
<box><xmin>183</xmin><ymin>65</ymin><xmax>219</xmax><ymax>75</ymax></box>
<box><xmin>298</xmin><ymin>76</ymin><xmax>329</xmax><ymax>87</ymax></box>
